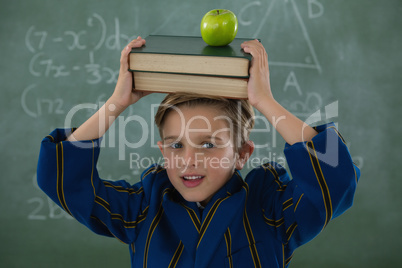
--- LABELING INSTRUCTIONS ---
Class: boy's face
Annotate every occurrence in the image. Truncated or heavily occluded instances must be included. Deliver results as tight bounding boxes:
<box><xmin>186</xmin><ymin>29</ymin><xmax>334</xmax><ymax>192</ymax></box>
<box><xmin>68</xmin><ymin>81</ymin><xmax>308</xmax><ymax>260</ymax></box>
<box><xmin>157</xmin><ymin>105</ymin><xmax>251</xmax><ymax>206</ymax></box>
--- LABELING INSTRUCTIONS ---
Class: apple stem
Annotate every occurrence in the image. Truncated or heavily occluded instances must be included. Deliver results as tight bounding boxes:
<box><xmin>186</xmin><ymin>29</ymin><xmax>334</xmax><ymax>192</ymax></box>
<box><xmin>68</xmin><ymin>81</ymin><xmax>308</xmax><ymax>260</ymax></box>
<box><xmin>217</xmin><ymin>10</ymin><xmax>219</xmax><ymax>15</ymax></box>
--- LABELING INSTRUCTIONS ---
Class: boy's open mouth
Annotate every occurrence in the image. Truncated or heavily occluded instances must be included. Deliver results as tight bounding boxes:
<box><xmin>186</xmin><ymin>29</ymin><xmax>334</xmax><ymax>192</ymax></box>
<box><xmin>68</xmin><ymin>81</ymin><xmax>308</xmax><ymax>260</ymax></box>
<box><xmin>182</xmin><ymin>176</ymin><xmax>204</xmax><ymax>180</ymax></box>
<box><xmin>181</xmin><ymin>175</ymin><xmax>205</xmax><ymax>188</ymax></box>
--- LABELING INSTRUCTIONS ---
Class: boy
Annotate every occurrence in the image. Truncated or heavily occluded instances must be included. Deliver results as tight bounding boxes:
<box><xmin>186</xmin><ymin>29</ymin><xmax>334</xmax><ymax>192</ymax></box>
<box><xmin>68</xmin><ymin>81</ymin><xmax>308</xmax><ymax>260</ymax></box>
<box><xmin>37</xmin><ymin>37</ymin><xmax>360</xmax><ymax>267</ymax></box>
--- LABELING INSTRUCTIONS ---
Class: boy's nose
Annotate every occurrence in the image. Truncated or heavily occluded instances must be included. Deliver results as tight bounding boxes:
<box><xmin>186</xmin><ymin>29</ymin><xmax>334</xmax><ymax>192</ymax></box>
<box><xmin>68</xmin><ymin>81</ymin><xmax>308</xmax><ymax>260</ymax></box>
<box><xmin>182</xmin><ymin>148</ymin><xmax>202</xmax><ymax>169</ymax></box>
<box><xmin>183</xmin><ymin>148</ymin><xmax>196</xmax><ymax>167</ymax></box>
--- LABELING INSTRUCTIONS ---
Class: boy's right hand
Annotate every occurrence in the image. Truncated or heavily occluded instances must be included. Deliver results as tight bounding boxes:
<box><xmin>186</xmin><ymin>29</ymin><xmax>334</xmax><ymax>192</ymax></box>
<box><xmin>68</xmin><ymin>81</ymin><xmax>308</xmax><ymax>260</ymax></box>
<box><xmin>111</xmin><ymin>37</ymin><xmax>148</xmax><ymax>110</ymax></box>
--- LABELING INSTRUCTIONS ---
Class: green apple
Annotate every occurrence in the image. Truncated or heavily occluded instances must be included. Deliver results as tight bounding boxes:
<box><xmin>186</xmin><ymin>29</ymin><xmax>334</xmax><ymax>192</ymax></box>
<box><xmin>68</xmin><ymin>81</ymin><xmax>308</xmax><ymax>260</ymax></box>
<box><xmin>200</xmin><ymin>9</ymin><xmax>238</xmax><ymax>46</ymax></box>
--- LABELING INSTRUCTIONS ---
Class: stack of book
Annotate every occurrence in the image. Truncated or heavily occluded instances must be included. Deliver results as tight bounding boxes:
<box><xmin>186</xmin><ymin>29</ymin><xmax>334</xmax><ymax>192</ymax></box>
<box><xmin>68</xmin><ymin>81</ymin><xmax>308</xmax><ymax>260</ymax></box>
<box><xmin>129</xmin><ymin>35</ymin><xmax>252</xmax><ymax>99</ymax></box>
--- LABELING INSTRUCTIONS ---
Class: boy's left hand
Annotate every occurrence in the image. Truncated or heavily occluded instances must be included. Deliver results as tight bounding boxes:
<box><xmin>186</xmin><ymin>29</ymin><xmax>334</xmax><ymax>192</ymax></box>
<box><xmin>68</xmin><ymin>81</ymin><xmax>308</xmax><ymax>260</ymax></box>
<box><xmin>241</xmin><ymin>40</ymin><xmax>273</xmax><ymax>109</ymax></box>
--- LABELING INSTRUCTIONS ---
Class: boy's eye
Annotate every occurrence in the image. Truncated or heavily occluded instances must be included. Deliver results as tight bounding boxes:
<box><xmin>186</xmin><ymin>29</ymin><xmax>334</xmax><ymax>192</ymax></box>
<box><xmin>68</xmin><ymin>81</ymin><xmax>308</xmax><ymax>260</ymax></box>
<box><xmin>201</xmin><ymin>142</ymin><xmax>215</xmax><ymax>149</ymax></box>
<box><xmin>169</xmin><ymin>142</ymin><xmax>183</xmax><ymax>149</ymax></box>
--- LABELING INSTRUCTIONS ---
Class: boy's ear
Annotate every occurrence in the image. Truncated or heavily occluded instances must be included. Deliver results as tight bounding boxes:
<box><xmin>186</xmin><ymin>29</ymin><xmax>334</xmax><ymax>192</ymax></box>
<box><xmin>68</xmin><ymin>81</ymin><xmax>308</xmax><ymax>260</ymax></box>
<box><xmin>157</xmin><ymin>141</ymin><xmax>164</xmax><ymax>155</ymax></box>
<box><xmin>157</xmin><ymin>141</ymin><xmax>169</xmax><ymax>169</ymax></box>
<box><xmin>236</xmin><ymin>140</ymin><xmax>255</xmax><ymax>170</ymax></box>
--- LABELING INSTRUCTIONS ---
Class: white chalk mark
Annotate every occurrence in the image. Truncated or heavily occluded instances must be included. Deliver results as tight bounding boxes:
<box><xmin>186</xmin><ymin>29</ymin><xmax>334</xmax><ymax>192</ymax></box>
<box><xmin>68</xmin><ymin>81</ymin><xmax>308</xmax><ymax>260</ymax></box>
<box><xmin>283</xmin><ymin>71</ymin><xmax>302</xmax><ymax>96</ymax></box>
<box><xmin>290</xmin><ymin>0</ymin><xmax>322</xmax><ymax>73</ymax></box>
<box><xmin>281</xmin><ymin>92</ymin><xmax>323</xmax><ymax>117</ymax></box>
<box><xmin>239</xmin><ymin>1</ymin><xmax>262</xmax><ymax>26</ymax></box>
<box><xmin>21</xmin><ymin>84</ymin><xmax>37</xmax><ymax>118</ymax></box>
<box><xmin>64</xmin><ymin>30</ymin><xmax>87</xmax><ymax>50</ymax></box>
<box><xmin>29</xmin><ymin>52</ymin><xmax>44</xmax><ymax>77</ymax></box>
<box><xmin>252</xmin><ymin>0</ymin><xmax>277</xmax><ymax>39</ymax></box>
<box><xmin>151</xmin><ymin>9</ymin><xmax>181</xmax><ymax>35</ymax></box>
<box><xmin>34</xmin><ymin>31</ymin><xmax>47</xmax><ymax>50</ymax></box>
<box><xmin>270</xmin><ymin>61</ymin><xmax>318</xmax><ymax>69</ymax></box>
<box><xmin>85</xmin><ymin>51</ymin><xmax>102</xmax><ymax>84</ymax></box>
<box><xmin>27</xmin><ymin>198</ymin><xmax>46</xmax><ymax>220</ymax></box>
<box><xmin>249</xmin><ymin>0</ymin><xmax>322</xmax><ymax>73</ymax></box>
<box><xmin>89</xmin><ymin>13</ymin><xmax>107</xmax><ymax>51</ymax></box>
<box><xmin>308</xmin><ymin>0</ymin><xmax>324</xmax><ymax>19</ymax></box>
<box><xmin>25</xmin><ymin>26</ymin><xmax>36</xmax><ymax>53</ymax></box>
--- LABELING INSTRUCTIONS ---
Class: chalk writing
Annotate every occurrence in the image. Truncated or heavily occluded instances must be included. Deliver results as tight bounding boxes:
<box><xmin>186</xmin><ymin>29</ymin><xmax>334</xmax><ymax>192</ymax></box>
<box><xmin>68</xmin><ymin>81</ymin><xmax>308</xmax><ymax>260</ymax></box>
<box><xmin>238</xmin><ymin>0</ymin><xmax>322</xmax><ymax>72</ymax></box>
<box><xmin>87</xmin><ymin>13</ymin><xmax>107</xmax><ymax>51</ymax></box>
<box><xmin>21</xmin><ymin>84</ymin><xmax>65</xmax><ymax>118</ymax></box>
<box><xmin>86</xmin><ymin>51</ymin><xmax>119</xmax><ymax>84</ymax></box>
<box><xmin>28</xmin><ymin>50</ymin><xmax>118</xmax><ymax>84</ymax></box>
<box><xmin>308</xmin><ymin>0</ymin><xmax>324</xmax><ymax>19</ymax></box>
<box><xmin>29</xmin><ymin>52</ymin><xmax>70</xmax><ymax>78</ymax></box>
<box><xmin>279</xmin><ymin>71</ymin><xmax>323</xmax><ymax>118</ymax></box>
<box><xmin>25</xmin><ymin>13</ymin><xmax>137</xmax><ymax>86</ymax></box>
<box><xmin>25</xmin><ymin>13</ymin><xmax>137</xmax><ymax>53</ymax></box>
<box><xmin>104</xmin><ymin>17</ymin><xmax>136</xmax><ymax>50</ymax></box>
<box><xmin>238</xmin><ymin>1</ymin><xmax>262</xmax><ymax>27</ymax></box>
<box><xmin>27</xmin><ymin>197</ymin><xmax>73</xmax><ymax>220</ymax></box>
<box><xmin>25</xmin><ymin>26</ymin><xmax>47</xmax><ymax>53</ymax></box>
<box><xmin>64</xmin><ymin>30</ymin><xmax>87</xmax><ymax>50</ymax></box>
<box><xmin>283</xmin><ymin>71</ymin><xmax>302</xmax><ymax>96</ymax></box>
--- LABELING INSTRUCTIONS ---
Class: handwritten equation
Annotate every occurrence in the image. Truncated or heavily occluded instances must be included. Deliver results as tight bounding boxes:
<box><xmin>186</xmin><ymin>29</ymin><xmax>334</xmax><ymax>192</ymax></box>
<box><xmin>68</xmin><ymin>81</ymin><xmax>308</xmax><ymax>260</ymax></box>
<box><xmin>25</xmin><ymin>13</ymin><xmax>137</xmax><ymax>53</ymax></box>
<box><xmin>25</xmin><ymin>13</ymin><xmax>137</xmax><ymax>84</ymax></box>
<box><xmin>28</xmin><ymin>50</ymin><xmax>119</xmax><ymax>85</ymax></box>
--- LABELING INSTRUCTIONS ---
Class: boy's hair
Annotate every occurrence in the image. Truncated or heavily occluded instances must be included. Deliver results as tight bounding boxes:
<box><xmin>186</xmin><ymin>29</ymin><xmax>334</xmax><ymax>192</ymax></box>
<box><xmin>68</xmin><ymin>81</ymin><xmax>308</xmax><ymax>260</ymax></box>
<box><xmin>155</xmin><ymin>92</ymin><xmax>255</xmax><ymax>151</ymax></box>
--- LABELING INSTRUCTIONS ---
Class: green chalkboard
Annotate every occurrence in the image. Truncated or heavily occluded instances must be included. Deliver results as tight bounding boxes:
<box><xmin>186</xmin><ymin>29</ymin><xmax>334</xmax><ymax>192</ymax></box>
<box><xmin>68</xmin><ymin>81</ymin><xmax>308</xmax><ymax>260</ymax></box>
<box><xmin>1</xmin><ymin>0</ymin><xmax>401</xmax><ymax>267</ymax></box>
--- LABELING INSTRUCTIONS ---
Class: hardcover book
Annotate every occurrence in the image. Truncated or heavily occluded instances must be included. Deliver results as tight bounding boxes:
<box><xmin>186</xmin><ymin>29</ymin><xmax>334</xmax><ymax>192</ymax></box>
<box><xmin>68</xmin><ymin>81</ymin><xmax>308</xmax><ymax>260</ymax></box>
<box><xmin>129</xmin><ymin>35</ymin><xmax>252</xmax><ymax>78</ymax></box>
<box><xmin>133</xmin><ymin>72</ymin><xmax>248</xmax><ymax>99</ymax></box>
<box><xmin>129</xmin><ymin>35</ymin><xmax>254</xmax><ymax>99</ymax></box>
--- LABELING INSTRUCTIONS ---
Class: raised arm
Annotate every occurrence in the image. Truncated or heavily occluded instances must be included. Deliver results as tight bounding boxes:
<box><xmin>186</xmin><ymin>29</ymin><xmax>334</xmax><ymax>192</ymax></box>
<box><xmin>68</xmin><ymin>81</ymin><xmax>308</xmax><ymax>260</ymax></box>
<box><xmin>67</xmin><ymin>37</ymin><xmax>148</xmax><ymax>142</ymax></box>
<box><xmin>241</xmin><ymin>40</ymin><xmax>318</xmax><ymax>145</ymax></box>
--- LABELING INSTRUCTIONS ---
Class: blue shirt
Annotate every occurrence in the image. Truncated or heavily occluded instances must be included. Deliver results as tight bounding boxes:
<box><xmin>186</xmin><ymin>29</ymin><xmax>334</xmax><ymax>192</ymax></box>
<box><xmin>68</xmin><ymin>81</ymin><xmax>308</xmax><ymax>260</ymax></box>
<box><xmin>37</xmin><ymin>123</ymin><xmax>360</xmax><ymax>268</ymax></box>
